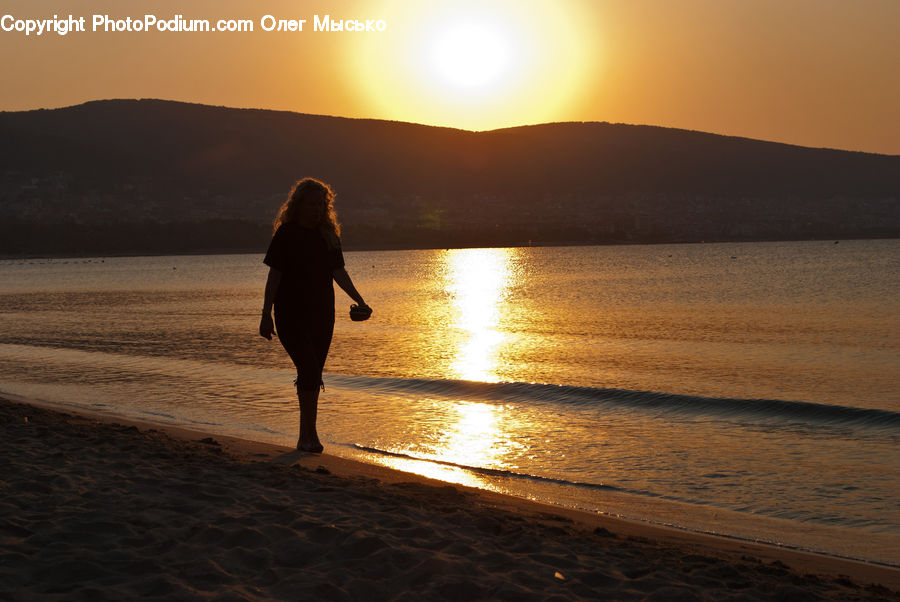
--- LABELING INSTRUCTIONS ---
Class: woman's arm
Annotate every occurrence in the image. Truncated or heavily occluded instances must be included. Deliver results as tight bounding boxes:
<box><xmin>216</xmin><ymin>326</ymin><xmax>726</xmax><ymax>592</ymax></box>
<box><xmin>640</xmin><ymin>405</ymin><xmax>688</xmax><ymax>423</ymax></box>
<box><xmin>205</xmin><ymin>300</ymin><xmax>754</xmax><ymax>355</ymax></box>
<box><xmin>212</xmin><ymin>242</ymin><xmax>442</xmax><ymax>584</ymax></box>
<box><xmin>333</xmin><ymin>267</ymin><xmax>368</xmax><ymax>308</ymax></box>
<box><xmin>259</xmin><ymin>267</ymin><xmax>282</xmax><ymax>339</ymax></box>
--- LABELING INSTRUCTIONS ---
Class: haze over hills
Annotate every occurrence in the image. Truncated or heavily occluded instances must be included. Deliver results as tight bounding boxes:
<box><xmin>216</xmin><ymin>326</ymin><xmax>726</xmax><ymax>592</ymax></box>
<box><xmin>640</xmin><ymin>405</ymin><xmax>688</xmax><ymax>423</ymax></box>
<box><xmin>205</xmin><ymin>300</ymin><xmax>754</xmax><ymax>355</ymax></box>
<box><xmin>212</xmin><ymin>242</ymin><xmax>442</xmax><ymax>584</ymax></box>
<box><xmin>1</xmin><ymin>99</ymin><xmax>898</xmax><ymax>255</ymax></box>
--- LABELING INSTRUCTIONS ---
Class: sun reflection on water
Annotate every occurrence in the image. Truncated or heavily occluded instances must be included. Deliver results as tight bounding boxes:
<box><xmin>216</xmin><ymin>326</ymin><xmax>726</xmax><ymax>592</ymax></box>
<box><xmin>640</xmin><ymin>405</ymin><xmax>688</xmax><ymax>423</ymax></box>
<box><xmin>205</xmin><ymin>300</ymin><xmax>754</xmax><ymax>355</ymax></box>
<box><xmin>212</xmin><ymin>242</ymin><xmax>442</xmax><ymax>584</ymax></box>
<box><xmin>373</xmin><ymin>400</ymin><xmax>524</xmax><ymax>489</ymax></box>
<box><xmin>443</xmin><ymin>248</ymin><xmax>515</xmax><ymax>382</ymax></box>
<box><xmin>437</xmin><ymin>401</ymin><xmax>501</xmax><ymax>466</ymax></box>
<box><xmin>370</xmin><ymin>248</ymin><xmax>527</xmax><ymax>485</ymax></box>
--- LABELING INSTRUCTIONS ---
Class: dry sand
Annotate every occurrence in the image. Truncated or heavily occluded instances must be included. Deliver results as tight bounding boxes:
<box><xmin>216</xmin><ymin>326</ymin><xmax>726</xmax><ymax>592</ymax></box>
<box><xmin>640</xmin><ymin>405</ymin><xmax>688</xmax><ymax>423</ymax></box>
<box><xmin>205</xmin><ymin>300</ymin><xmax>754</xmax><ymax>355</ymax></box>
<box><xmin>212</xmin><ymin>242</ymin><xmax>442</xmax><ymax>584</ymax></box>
<box><xmin>1</xmin><ymin>396</ymin><xmax>898</xmax><ymax>601</ymax></box>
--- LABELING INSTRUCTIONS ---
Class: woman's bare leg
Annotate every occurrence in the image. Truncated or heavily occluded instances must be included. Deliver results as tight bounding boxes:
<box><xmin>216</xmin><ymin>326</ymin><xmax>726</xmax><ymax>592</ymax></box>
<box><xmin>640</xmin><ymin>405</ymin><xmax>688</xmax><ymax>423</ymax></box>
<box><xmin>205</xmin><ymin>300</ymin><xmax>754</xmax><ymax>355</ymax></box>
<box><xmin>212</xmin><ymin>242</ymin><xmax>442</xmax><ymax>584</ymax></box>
<box><xmin>297</xmin><ymin>388</ymin><xmax>323</xmax><ymax>453</ymax></box>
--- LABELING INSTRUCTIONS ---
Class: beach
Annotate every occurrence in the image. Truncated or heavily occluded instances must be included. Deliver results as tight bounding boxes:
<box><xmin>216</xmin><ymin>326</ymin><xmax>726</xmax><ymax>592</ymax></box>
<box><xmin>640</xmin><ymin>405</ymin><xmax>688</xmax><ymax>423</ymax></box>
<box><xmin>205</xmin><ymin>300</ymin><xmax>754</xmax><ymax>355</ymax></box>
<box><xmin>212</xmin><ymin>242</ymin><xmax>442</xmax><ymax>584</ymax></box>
<box><xmin>2</xmin><ymin>397</ymin><xmax>897</xmax><ymax>601</ymax></box>
<box><xmin>3</xmin><ymin>245</ymin><xmax>899</xmax><ymax>567</ymax></box>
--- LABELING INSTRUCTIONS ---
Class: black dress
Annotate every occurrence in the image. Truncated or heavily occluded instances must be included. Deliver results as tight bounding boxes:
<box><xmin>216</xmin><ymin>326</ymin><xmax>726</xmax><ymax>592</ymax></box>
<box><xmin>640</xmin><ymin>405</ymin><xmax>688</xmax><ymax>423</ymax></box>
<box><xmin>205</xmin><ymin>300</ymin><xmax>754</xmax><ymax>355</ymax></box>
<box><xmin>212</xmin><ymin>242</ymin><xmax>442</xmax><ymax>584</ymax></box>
<box><xmin>263</xmin><ymin>223</ymin><xmax>345</xmax><ymax>390</ymax></box>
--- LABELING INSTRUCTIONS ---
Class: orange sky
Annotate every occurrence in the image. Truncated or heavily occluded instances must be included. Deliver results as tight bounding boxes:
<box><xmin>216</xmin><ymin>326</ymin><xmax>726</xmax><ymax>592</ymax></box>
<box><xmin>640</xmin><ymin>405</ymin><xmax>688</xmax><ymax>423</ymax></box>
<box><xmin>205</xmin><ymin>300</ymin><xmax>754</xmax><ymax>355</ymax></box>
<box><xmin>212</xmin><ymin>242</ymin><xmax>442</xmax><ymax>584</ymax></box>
<box><xmin>1</xmin><ymin>0</ymin><xmax>898</xmax><ymax>154</ymax></box>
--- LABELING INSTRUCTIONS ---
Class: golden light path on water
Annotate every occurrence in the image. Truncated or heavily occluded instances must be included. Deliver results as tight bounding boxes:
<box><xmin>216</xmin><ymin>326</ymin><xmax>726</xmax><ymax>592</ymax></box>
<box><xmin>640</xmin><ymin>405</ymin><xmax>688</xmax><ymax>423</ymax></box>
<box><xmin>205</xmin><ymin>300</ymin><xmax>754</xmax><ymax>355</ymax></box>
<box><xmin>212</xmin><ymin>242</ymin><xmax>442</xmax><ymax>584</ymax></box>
<box><xmin>377</xmin><ymin>401</ymin><xmax>512</xmax><ymax>488</ymax></box>
<box><xmin>374</xmin><ymin>248</ymin><xmax>527</xmax><ymax>487</ymax></box>
<box><xmin>445</xmin><ymin>248</ymin><xmax>514</xmax><ymax>383</ymax></box>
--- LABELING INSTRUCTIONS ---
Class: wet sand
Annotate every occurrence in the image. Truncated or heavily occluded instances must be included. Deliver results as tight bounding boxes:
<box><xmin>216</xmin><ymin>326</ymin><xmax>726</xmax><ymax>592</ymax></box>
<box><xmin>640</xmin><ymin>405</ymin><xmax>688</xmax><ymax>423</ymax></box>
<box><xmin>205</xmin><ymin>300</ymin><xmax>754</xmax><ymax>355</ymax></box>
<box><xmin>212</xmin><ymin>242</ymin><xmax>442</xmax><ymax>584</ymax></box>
<box><xmin>1</xmin><ymin>396</ymin><xmax>897</xmax><ymax>601</ymax></box>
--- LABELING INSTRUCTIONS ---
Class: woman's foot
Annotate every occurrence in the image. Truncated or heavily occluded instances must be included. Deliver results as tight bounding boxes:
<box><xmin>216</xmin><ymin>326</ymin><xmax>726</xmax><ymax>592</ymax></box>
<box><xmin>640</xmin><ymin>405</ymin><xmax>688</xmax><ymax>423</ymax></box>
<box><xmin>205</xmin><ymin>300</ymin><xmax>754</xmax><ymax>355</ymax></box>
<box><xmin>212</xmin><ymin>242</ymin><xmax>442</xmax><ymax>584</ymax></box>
<box><xmin>297</xmin><ymin>388</ymin><xmax>322</xmax><ymax>453</ymax></box>
<box><xmin>297</xmin><ymin>438</ymin><xmax>324</xmax><ymax>453</ymax></box>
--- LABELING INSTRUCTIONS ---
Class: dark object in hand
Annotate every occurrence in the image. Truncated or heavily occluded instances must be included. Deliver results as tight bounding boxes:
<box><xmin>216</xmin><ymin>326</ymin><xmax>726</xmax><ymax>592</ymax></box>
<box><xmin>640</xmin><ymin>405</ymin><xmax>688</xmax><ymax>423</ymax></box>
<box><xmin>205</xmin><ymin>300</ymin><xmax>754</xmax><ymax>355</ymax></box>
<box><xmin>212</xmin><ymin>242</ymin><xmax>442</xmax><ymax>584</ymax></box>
<box><xmin>349</xmin><ymin>304</ymin><xmax>372</xmax><ymax>321</ymax></box>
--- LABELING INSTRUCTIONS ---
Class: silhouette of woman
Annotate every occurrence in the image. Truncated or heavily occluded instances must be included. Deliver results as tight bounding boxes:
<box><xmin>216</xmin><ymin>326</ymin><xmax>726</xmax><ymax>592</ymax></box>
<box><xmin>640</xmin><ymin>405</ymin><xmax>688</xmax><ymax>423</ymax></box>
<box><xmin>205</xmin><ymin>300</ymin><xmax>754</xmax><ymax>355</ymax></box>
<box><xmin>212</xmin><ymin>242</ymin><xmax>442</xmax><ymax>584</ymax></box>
<box><xmin>259</xmin><ymin>178</ymin><xmax>371</xmax><ymax>453</ymax></box>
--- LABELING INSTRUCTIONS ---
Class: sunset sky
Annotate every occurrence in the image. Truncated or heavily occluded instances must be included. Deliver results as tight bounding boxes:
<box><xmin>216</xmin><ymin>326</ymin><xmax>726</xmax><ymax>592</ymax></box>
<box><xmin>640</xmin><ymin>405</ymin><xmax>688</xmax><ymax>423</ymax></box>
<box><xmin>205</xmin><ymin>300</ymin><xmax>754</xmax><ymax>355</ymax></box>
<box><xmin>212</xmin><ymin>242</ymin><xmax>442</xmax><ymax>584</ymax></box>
<box><xmin>1</xmin><ymin>0</ymin><xmax>898</xmax><ymax>154</ymax></box>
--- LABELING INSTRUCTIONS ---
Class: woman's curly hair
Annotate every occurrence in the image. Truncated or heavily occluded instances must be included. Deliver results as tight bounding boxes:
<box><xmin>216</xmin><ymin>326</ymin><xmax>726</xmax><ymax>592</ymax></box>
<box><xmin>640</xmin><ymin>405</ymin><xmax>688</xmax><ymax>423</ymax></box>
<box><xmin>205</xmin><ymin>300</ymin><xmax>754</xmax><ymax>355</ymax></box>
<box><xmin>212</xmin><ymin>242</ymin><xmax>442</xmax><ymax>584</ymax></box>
<box><xmin>272</xmin><ymin>177</ymin><xmax>341</xmax><ymax>246</ymax></box>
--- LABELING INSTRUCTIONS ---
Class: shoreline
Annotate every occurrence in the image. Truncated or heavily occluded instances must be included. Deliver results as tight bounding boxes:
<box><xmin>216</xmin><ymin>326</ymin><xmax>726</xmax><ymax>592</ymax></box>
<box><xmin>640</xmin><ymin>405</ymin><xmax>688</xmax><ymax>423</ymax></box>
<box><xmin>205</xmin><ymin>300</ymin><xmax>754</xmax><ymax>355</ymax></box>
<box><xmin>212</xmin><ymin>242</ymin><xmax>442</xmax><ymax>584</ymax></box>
<box><xmin>1</xmin><ymin>235</ymin><xmax>893</xmax><ymax>262</ymax></box>
<box><xmin>3</xmin><ymin>395</ymin><xmax>898</xmax><ymax>599</ymax></box>
<box><xmin>7</xmin><ymin>383</ymin><xmax>898</xmax><ymax>569</ymax></box>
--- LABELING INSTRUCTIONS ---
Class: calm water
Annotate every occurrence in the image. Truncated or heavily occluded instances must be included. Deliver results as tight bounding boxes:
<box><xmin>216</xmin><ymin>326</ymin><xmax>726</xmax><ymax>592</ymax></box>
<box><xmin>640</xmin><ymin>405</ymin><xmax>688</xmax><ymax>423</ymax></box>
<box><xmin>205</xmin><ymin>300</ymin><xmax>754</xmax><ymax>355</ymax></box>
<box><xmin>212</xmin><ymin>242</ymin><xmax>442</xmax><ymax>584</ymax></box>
<box><xmin>1</xmin><ymin>240</ymin><xmax>898</xmax><ymax>564</ymax></box>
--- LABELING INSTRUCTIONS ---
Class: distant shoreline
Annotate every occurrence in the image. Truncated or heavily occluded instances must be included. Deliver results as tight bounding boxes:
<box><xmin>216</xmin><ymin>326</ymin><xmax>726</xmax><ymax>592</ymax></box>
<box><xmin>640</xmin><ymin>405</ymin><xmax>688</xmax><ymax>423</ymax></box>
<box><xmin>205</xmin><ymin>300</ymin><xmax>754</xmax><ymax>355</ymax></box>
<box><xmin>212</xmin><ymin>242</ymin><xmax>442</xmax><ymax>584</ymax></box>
<box><xmin>2</xmin><ymin>234</ymin><xmax>895</xmax><ymax>262</ymax></box>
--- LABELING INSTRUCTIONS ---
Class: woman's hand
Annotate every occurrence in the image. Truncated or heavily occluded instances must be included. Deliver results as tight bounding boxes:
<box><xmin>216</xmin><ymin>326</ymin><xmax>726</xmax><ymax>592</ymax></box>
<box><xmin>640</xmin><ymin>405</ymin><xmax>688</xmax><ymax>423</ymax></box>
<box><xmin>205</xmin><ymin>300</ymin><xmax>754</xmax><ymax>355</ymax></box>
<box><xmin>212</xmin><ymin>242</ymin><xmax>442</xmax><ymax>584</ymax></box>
<box><xmin>259</xmin><ymin>314</ymin><xmax>275</xmax><ymax>340</ymax></box>
<box><xmin>260</xmin><ymin>268</ymin><xmax>281</xmax><ymax>340</ymax></box>
<box><xmin>349</xmin><ymin>303</ymin><xmax>373</xmax><ymax>322</ymax></box>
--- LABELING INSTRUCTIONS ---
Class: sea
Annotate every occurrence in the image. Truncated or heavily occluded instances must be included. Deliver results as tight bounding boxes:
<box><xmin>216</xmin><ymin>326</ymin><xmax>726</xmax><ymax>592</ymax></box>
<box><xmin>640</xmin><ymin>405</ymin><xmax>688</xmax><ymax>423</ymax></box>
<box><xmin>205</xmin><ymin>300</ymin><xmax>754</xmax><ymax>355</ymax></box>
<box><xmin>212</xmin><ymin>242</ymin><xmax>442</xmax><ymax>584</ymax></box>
<box><xmin>1</xmin><ymin>239</ymin><xmax>898</xmax><ymax>566</ymax></box>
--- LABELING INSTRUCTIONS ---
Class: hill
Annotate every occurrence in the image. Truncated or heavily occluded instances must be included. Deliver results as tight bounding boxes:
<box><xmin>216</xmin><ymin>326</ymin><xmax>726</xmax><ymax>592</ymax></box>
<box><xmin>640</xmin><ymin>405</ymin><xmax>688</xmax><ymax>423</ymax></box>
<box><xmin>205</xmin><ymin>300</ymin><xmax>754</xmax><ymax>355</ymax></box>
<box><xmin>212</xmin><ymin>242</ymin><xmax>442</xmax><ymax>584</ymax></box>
<box><xmin>1</xmin><ymin>99</ymin><xmax>898</xmax><ymax>255</ymax></box>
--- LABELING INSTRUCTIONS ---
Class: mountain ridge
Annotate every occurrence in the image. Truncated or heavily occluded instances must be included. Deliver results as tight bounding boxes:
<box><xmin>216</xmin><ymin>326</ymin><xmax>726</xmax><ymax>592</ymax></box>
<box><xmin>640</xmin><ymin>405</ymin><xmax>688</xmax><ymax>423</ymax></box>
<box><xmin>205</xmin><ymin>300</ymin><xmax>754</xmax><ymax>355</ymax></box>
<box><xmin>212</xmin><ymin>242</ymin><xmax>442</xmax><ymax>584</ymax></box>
<box><xmin>1</xmin><ymin>98</ymin><xmax>897</xmax><ymax>255</ymax></box>
<box><xmin>11</xmin><ymin>98</ymin><xmax>896</xmax><ymax>155</ymax></box>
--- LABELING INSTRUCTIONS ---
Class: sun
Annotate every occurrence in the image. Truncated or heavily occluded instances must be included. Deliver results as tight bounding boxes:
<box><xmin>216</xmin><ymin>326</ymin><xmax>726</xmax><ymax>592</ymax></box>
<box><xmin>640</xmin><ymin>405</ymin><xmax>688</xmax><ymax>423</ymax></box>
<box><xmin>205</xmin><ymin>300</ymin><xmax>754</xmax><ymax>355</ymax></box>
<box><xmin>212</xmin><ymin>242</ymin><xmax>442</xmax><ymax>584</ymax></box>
<box><xmin>346</xmin><ymin>0</ymin><xmax>598</xmax><ymax>131</ymax></box>
<box><xmin>417</xmin><ymin>11</ymin><xmax>528</xmax><ymax>102</ymax></box>
<box><xmin>429</xmin><ymin>21</ymin><xmax>512</xmax><ymax>89</ymax></box>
